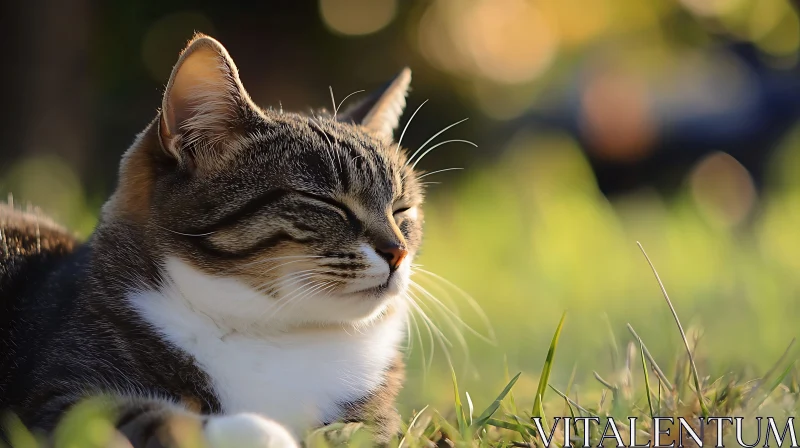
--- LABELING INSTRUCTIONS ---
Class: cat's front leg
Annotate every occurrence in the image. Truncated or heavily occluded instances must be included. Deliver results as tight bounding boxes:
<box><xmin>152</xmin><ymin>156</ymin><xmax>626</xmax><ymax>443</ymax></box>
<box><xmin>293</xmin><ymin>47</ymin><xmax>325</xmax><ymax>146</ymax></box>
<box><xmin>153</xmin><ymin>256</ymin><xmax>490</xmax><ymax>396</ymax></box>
<box><xmin>204</xmin><ymin>413</ymin><xmax>298</xmax><ymax>448</ymax></box>
<box><xmin>35</xmin><ymin>394</ymin><xmax>299</xmax><ymax>448</ymax></box>
<box><xmin>115</xmin><ymin>402</ymin><xmax>298</xmax><ymax>448</ymax></box>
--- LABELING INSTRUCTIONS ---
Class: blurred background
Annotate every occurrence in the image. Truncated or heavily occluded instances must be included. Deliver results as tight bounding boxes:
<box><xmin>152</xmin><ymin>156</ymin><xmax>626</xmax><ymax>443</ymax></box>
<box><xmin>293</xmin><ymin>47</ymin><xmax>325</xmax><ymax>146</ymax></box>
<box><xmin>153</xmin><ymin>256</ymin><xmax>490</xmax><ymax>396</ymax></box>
<box><xmin>2</xmin><ymin>0</ymin><xmax>800</xmax><ymax>414</ymax></box>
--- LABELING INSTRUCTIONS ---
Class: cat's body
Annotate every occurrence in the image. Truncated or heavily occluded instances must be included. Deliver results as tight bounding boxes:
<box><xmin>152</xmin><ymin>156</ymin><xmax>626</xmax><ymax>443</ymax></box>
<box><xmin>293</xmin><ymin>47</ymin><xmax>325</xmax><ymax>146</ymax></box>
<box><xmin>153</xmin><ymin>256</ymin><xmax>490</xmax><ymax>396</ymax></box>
<box><xmin>0</xmin><ymin>35</ymin><xmax>422</xmax><ymax>447</ymax></box>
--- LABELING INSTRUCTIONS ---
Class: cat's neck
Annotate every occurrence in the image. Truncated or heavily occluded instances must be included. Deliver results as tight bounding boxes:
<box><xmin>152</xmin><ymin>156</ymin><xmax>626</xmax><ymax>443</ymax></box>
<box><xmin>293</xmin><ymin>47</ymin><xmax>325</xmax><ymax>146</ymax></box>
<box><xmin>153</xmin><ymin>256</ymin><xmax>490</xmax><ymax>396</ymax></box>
<box><xmin>126</xmin><ymin>256</ymin><xmax>407</xmax><ymax>431</ymax></box>
<box><xmin>130</xmin><ymin>255</ymin><xmax>406</xmax><ymax>337</ymax></box>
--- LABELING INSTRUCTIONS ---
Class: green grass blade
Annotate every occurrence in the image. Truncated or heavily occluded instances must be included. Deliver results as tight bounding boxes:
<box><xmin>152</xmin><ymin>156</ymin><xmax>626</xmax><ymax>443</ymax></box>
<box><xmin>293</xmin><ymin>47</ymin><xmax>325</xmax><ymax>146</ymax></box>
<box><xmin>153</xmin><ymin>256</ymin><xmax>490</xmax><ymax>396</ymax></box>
<box><xmin>548</xmin><ymin>384</ymin><xmax>599</xmax><ymax>417</ymax></box>
<box><xmin>744</xmin><ymin>337</ymin><xmax>796</xmax><ymax>404</ymax></box>
<box><xmin>535</xmin><ymin>395</ymin><xmax>547</xmax><ymax>424</ymax></box>
<box><xmin>486</xmin><ymin>418</ymin><xmax>522</xmax><ymax>432</ymax></box>
<box><xmin>627</xmin><ymin>323</ymin><xmax>674</xmax><ymax>391</ymax></box>
<box><xmin>637</xmin><ymin>242</ymin><xmax>709</xmax><ymax>417</ymax></box>
<box><xmin>450</xmin><ymin>366</ymin><xmax>469</xmax><ymax>437</ymax></box>
<box><xmin>755</xmin><ymin>361</ymin><xmax>795</xmax><ymax>410</ymax></box>
<box><xmin>398</xmin><ymin>405</ymin><xmax>430</xmax><ymax>448</ymax></box>
<box><xmin>434</xmin><ymin>410</ymin><xmax>464</xmax><ymax>445</ymax></box>
<box><xmin>503</xmin><ymin>355</ymin><xmax>520</xmax><ymax>415</ymax></box>
<box><xmin>640</xmin><ymin>342</ymin><xmax>655</xmax><ymax>419</ymax></box>
<box><xmin>473</xmin><ymin>372</ymin><xmax>522</xmax><ymax>428</ymax></box>
<box><xmin>532</xmin><ymin>312</ymin><xmax>567</xmax><ymax>417</ymax></box>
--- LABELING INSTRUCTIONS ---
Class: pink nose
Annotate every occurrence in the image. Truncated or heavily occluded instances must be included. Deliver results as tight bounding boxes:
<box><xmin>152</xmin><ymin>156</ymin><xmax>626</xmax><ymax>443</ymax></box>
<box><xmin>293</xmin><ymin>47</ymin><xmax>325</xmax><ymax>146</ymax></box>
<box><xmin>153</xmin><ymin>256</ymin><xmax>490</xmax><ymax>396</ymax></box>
<box><xmin>376</xmin><ymin>244</ymin><xmax>408</xmax><ymax>271</ymax></box>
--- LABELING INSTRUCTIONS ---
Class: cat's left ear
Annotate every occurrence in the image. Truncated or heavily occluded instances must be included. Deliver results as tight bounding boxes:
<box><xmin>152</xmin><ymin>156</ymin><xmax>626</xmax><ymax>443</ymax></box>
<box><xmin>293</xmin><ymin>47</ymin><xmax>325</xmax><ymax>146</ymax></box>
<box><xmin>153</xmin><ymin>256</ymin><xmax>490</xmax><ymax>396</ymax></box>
<box><xmin>337</xmin><ymin>68</ymin><xmax>411</xmax><ymax>142</ymax></box>
<box><xmin>159</xmin><ymin>34</ymin><xmax>255</xmax><ymax>167</ymax></box>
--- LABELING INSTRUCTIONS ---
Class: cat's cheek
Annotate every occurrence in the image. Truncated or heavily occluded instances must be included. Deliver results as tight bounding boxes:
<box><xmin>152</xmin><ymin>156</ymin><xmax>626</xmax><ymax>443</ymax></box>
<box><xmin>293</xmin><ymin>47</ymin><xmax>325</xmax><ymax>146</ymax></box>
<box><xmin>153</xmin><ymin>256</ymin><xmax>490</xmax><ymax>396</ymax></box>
<box><xmin>204</xmin><ymin>413</ymin><xmax>298</xmax><ymax>448</ymax></box>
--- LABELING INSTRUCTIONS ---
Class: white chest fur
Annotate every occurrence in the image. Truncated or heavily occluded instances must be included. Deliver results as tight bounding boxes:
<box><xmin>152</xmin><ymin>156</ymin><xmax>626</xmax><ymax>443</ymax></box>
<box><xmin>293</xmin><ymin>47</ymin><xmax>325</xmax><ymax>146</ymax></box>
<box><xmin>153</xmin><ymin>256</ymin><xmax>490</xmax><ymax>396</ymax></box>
<box><xmin>129</xmin><ymin>258</ymin><xmax>406</xmax><ymax>435</ymax></box>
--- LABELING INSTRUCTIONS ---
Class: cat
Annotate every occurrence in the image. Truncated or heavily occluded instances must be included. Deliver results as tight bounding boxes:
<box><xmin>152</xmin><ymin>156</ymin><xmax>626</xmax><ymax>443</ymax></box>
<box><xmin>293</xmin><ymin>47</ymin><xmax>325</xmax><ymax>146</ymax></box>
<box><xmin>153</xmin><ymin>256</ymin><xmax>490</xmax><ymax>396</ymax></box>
<box><xmin>0</xmin><ymin>34</ymin><xmax>426</xmax><ymax>447</ymax></box>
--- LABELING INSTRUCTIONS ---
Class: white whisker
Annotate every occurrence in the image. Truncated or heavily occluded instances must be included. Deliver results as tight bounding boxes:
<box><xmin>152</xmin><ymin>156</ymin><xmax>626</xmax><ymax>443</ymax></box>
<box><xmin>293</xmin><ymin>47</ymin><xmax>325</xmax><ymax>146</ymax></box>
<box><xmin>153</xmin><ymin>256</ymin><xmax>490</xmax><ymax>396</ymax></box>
<box><xmin>410</xmin><ymin>140</ymin><xmax>477</xmax><ymax>170</ymax></box>
<box><xmin>329</xmin><ymin>86</ymin><xmax>337</xmax><ymax>117</ymax></box>
<box><xmin>265</xmin><ymin>280</ymin><xmax>333</xmax><ymax>322</ymax></box>
<box><xmin>413</xmin><ymin>267</ymin><xmax>497</xmax><ymax>343</ymax></box>
<box><xmin>334</xmin><ymin>89</ymin><xmax>366</xmax><ymax>120</ymax></box>
<box><xmin>395</xmin><ymin>100</ymin><xmax>428</xmax><ymax>155</ymax></box>
<box><xmin>410</xmin><ymin>288</ymin><xmax>468</xmax><ymax>359</ymax></box>
<box><xmin>230</xmin><ymin>255</ymin><xmax>322</xmax><ymax>272</ymax></box>
<box><xmin>154</xmin><ymin>224</ymin><xmax>215</xmax><ymax>237</ymax></box>
<box><xmin>405</xmin><ymin>295</ymin><xmax>434</xmax><ymax>373</ymax></box>
<box><xmin>405</xmin><ymin>293</ymin><xmax>453</xmax><ymax>372</ymax></box>
<box><xmin>410</xmin><ymin>280</ymin><xmax>495</xmax><ymax>345</ymax></box>
<box><xmin>405</xmin><ymin>118</ymin><xmax>469</xmax><ymax>165</ymax></box>
<box><xmin>415</xmin><ymin>167</ymin><xmax>464</xmax><ymax>180</ymax></box>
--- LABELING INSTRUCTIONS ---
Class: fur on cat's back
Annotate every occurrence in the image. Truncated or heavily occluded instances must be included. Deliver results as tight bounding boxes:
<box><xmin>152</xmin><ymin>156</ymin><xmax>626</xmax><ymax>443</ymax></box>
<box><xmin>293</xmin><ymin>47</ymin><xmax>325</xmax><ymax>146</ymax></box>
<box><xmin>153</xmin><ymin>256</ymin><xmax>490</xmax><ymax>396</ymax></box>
<box><xmin>0</xmin><ymin>203</ymin><xmax>77</xmax><ymax>358</ymax></box>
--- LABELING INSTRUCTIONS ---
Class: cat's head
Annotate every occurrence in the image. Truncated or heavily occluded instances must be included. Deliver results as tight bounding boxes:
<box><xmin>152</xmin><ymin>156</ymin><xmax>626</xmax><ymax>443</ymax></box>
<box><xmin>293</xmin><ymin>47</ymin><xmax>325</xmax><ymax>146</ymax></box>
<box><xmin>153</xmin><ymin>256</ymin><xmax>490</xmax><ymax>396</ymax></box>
<box><xmin>107</xmin><ymin>35</ymin><xmax>424</xmax><ymax>327</ymax></box>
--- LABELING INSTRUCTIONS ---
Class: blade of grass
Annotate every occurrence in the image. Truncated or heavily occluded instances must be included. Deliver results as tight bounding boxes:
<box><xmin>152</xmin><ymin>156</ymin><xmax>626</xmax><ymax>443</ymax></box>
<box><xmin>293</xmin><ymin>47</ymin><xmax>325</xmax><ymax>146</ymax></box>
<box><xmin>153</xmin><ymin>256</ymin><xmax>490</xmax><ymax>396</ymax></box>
<box><xmin>473</xmin><ymin>372</ymin><xmax>521</xmax><ymax>428</ymax></box>
<box><xmin>592</xmin><ymin>371</ymin><xmax>616</xmax><ymax>391</ymax></box>
<box><xmin>398</xmin><ymin>405</ymin><xmax>429</xmax><ymax>448</ymax></box>
<box><xmin>640</xmin><ymin>342</ymin><xmax>655</xmax><ymax>419</ymax></box>
<box><xmin>627</xmin><ymin>323</ymin><xmax>674</xmax><ymax>391</ymax></box>
<box><xmin>532</xmin><ymin>312</ymin><xmax>566</xmax><ymax>417</ymax></box>
<box><xmin>466</xmin><ymin>392</ymin><xmax>474</xmax><ymax>426</ymax></box>
<box><xmin>548</xmin><ymin>385</ymin><xmax>598</xmax><ymax>417</ymax></box>
<box><xmin>604</xmin><ymin>313</ymin><xmax>620</xmax><ymax>371</ymax></box>
<box><xmin>450</xmin><ymin>366</ymin><xmax>469</xmax><ymax>438</ymax></box>
<box><xmin>503</xmin><ymin>355</ymin><xmax>520</xmax><ymax>416</ymax></box>
<box><xmin>744</xmin><ymin>338</ymin><xmax>796</xmax><ymax>403</ymax></box>
<box><xmin>753</xmin><ymin>361</ymin><xmax>796</xmax><ymax>411</ymax></box>
<box><xmin>657</xmin><ymin>378</ymin><xmax>663</xmax><ymax>415</ymax></box>
<box><xmin>563</xmin><ymin>364</ymin><xmax>579</xmax><ymax>436</ymax></box>
<box><xmin>486</xmin><ymin>418</ymin><xmax>523</xmax><ymax>432</ymax></box>
<box><xmin>434</xmin><ymin>410</ymin><xmax>462</xmax><ymax>443</ymax></box>
<box><xmin>533</xmin><ymin>394</ymin><xmax>547</xmax><ymax>440</ymax></box>
<box><xmin>637</xmin><ymin>242</ymin><xmax>709</xmax><ymax>417</ymax></box>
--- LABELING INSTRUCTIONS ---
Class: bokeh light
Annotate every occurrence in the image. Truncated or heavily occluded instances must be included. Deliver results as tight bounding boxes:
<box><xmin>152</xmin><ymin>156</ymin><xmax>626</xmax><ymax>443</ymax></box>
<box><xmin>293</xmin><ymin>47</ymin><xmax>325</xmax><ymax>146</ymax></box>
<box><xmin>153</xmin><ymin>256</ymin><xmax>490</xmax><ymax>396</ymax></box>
<box><xmin>580</xmin><ymin>69</ymin><xmax>656</xmax><ymax>162</ymax></box>
<box><xmin>319</xmin><ymin>0</ymin><xmax>398</xmax><ymax>36</ymax></box>
<box><xmin>689</xmin><ymin>152</ymin><xmax>757</xmax><ymax>227</ymax></box>
<box><xmin>418</xmin><ymin>0</ymin><xmax>558</xmax><ymax>85</ymax></box>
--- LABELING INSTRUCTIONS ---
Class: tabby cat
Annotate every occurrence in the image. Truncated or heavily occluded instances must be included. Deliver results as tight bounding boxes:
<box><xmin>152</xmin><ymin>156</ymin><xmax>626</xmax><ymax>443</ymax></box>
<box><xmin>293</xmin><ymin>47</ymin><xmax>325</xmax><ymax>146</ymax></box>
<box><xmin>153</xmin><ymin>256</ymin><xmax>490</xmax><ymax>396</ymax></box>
<box><xmin>0</xmin><ymin>34</ymin><xmax>425</xmax><ymax>447</ymax></box>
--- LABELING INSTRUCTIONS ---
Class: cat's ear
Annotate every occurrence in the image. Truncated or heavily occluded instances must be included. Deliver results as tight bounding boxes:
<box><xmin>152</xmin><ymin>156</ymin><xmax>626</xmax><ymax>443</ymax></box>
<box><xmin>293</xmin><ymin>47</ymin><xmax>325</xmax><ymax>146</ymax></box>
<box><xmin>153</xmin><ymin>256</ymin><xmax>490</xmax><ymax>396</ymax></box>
<box><xmin>159</xmin><ymin>34</ymin><xmax>254</xmax><ymax>165</ymax></box>
<box><xmin>337</xmin><ymin>68</ymin><xmax>411</xmax><ymax>141</ymax></box>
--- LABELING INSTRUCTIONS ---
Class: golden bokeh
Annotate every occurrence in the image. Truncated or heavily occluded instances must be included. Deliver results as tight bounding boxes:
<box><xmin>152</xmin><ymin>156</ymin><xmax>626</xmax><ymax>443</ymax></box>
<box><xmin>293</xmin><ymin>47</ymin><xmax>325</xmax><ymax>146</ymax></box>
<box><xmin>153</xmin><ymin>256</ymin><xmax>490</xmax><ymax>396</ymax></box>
<box><xmin>319</xmin><ymin>0</ymin><xmax>398</xmax><ymax>36</ymax></box>
<box><xmin>689</xmin><ymin>152</ymin><xmax>757</xmax><ymax>227</ymax></box>
<box><xmin>418</xmin><ymin>0</ymin><xmax>558</xmax><ymax>85</ymax></box>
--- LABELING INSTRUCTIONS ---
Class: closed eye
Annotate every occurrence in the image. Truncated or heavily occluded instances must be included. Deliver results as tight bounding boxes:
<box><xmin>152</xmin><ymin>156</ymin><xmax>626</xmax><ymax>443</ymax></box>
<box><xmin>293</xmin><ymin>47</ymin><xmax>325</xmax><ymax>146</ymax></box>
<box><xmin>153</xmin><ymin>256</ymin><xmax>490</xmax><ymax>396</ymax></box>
<box><xmin>393</xmin><ymin>207</ymin><xmax>410</xmax><ymax>215</ymax></box>
<box><xmin>297</xmin><ymin>192</ymin><xmax>361</xmax><ymax>230</ymax></box>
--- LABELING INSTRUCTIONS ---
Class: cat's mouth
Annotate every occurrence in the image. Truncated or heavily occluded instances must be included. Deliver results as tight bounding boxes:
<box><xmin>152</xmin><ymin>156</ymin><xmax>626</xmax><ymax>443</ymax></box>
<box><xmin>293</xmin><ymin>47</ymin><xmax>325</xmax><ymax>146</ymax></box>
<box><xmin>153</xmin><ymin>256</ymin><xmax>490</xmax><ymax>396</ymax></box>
<box><xmin>350</xmin><ymin>273</ymin><xmax>402</xmax><ymax>299</ymax></box>
<box><xmin>353</xmin><ymin>281</ymin><xmax>390</xmax><ymax>297</ymax></box>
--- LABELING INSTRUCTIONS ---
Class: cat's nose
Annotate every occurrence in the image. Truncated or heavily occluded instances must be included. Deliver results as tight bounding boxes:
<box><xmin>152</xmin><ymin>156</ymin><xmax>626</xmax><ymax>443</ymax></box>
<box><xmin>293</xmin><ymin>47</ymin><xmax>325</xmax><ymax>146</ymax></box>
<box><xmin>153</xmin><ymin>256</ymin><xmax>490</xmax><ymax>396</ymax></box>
<box><xmin>376</xmin><ymin>243</ymin><xmax>408</xmax><ymax>271</ymax></box>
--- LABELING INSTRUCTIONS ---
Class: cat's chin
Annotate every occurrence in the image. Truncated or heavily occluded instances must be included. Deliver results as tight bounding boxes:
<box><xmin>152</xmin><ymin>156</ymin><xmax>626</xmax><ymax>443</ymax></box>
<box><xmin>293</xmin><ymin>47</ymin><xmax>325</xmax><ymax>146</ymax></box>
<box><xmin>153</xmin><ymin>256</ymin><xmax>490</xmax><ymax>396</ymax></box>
<box><xmin>285</xmin><ymin>275</ymin><xmax>409</xmax><ymax>325</ymax></box>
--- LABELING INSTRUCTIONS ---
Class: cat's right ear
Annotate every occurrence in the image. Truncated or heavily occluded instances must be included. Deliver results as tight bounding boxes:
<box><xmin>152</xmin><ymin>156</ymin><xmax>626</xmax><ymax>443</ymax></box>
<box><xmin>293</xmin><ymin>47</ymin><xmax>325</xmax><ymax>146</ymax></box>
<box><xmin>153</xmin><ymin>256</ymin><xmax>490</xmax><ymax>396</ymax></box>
<box><xmin>159</xmin><ymin>34</ymin><xmax>253</xmax><ymax>168</ymax></box>
<box><xmin>337</xmin><ymin>68</ymin><xmax>411</xmax><ymax>142</ymax></box>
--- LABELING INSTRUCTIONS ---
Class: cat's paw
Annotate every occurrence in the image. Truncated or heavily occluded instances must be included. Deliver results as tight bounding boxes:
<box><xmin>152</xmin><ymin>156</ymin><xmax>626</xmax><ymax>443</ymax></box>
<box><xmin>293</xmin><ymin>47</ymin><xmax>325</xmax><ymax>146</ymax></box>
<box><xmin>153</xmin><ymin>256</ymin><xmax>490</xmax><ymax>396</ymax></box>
<box><xmin>204</xmin><ymin>413</ymin><xmax>298</xmax><ymax>448</ymax></box>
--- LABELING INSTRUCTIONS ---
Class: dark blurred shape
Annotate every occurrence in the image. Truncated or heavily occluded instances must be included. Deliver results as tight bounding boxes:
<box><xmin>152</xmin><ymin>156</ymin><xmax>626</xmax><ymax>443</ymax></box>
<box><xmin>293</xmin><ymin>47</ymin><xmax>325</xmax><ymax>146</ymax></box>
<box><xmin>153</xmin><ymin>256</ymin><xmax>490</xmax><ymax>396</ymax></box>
<box><xmin>514</xmin><ymin>43</ymin><xmax>800</xmax><ymax>195</ymax></box>
<box><xmin>0</xmin><ymin>0</ymin><xmax>91</xmax><ymax>173</ymax></box>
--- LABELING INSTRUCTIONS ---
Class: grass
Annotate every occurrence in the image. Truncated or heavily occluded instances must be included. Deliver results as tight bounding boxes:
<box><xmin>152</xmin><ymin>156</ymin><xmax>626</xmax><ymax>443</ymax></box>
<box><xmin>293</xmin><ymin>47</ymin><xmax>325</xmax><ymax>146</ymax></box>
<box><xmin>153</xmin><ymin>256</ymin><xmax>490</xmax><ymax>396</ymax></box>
<box><xmin>302</xmin><ymin>243</ymin><xmax>798</xmax><ymax>447</ymax></box>
<box><xmin>4</xmin><ymin>242</ymin><xmax>798</xmax><ymax>447</ymax></box>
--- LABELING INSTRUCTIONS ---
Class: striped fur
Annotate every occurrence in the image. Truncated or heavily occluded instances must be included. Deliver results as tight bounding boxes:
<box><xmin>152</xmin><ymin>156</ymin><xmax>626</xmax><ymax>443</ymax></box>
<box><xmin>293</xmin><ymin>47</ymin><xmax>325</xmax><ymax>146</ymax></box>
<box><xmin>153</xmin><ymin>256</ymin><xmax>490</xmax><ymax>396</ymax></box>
<box><xmin>1</xmin><ymin>34</ymin><xmax>423</xmax><ymax>447</ymax></box>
